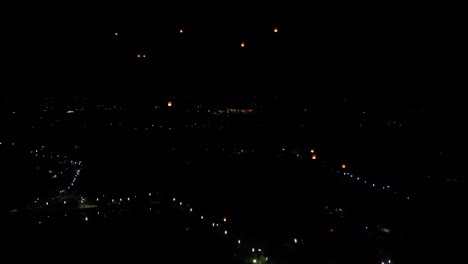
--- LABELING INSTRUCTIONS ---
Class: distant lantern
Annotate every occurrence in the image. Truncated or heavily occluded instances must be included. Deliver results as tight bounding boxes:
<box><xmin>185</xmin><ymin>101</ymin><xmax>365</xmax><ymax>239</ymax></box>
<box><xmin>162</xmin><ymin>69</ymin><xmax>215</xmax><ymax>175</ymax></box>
<box><xmin>342</xmin><ymin>164</ymin><xmax>346</xmax><ymax>169</ymax></box>
<box><xmin>179</xmin><ymin>29</ymin><xmax>183</xmax><ymax>33</ymax></box>
<box><xmin>142</xmin><ymin>54</ymin><xmax>146</xmax><ymax>58</ymax></box>
<box><xmin>223</xmin><ymin>217</ymin><xmax>227</xmax><ymax>222</ymax></box>
<box><xmin>168</xmin><ymin>101</ymin><xmax>172</xmax><ymax>107</ymax></box>
<box><xmin>66</xmin><ymin>110</ymin><xmax>74</xmax><ymax>114</ymax></box>
<box><xmin>241</xmin><ymin>42</ymin><xmax>245</xmax><ymax>48</ymax></box>
<box><xmin>114</xmin><ymin>32</ymin><xmax>118</xmax><ymax>36</ymax></box>
<box><xmin>274</xmin><ymin>27</ymin><xmax>278</xmax><ymax>33</ymax></box>
<box><xmin>137</xmin><ymin>54</ymin><xmax>141</xmax><ymax>58</ymax></box>
<box><xmin>310</xmin><ymin>149</ymin><xmax>315</xmax><ymax>154</ymax></box>
<box><xmin>312</xmin><ymin>154</ymin><xmax>317</xmax><ymax>160</ymax></box>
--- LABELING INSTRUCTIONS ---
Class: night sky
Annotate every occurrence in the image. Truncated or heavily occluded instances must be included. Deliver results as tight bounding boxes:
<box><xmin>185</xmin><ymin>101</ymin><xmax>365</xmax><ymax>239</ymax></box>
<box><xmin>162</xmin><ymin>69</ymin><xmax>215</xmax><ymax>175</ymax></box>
<box><xmin>2</xmin><ymin>6</ymin><xmax>465</xmax><ymax>262</ymax></box>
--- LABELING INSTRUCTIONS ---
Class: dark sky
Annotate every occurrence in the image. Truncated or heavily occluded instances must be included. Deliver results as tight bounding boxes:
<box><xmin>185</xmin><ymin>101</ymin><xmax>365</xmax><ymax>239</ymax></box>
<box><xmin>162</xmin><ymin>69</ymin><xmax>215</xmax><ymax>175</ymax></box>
<box><xmin>2</xmin><ymin>6</ymin><xmax>463</xmax><ymax>105</ymax></box>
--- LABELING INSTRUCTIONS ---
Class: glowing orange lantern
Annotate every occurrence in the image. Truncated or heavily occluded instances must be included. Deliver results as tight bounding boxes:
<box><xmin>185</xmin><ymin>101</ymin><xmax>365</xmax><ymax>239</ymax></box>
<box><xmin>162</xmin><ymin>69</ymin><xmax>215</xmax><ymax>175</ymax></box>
<box><xmin>179</xmin><ymin>29</ymin><xmax>184</xmax><ymax>33</ymax></box>
<box><xmin>241</xmin><ymin>42</ymin><xmax>245</xmax><ymax>48</ymax></box>
<box><xmin>167</xmin><ymin>101</ymin><xmax>172</xmax><ymax>107</ymax></box>
<box><xmin>312</xmin><ymin>154</ymin><xmax>317</xmax><ymax>160</ymax></box>
<box><xmin>274</xmin><ymin>27</ymin><xmax>278</xmax><ymax>33</ymax></box>
<box><xmin>342</xmin><ymin>164</ymin><xmax>346</xmax><ymax>169</ymax></box>
<box><xmin>310</xmin><ymin>149</ymin><xmax>315</xmax><ymax>154</ymax></box>
<box><xmin>223</xmin><ymin>217</ymin><xmax>227</xmax><ymax>222</ymax></box>
<box><xmin>114</xmin><ymin>32</ymin><xmax>118</xmax><ymax>36</ymax></box>
<box><xmin>137</xmin><ymin>54</ymin><xmax>141</xmax><ymax>58</ymax></box>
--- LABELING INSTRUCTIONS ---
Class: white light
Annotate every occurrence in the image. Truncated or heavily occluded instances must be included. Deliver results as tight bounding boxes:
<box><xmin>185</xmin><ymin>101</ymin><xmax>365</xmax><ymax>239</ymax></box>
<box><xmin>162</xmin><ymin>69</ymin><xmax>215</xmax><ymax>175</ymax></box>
<box><xmin>224</xmin><ymin>230</ymin><xmax>228</xmax><ymax>235</ymax></box>
<box><xmin>294</xmin><ymin>238</ymin><xmax>298</xmax><ymax>244</ymax></box>
<box><xmin>64</xmin><ymin>201</ymin><xmax>66</xmax><ymax>204</ymax></box>
<box><xmin>252</xmin><ymin>248</ymin><xmax>255</xmax><ymax>252</ymax></box>
<box><xmin>201</xmin><ymin>216</ymin><xmax>204</xmax><ymax>220</ymax></box>
<box><xmin>85</xmin><ymin>217</ymin><xmax>88</xmax><ymax>221</ymax></box>
<box><xmin>180</xmin><ymin>202</ymin><xmax>183</xmax><ymax>206</ymax></box>
<box><xmin>127</xmin><ymin>197</ymin><xmax>130</xmax><ymax>201</ymax></box>
<box><xmin>149</xmin><ymin>193</ymin><xmax>152</xmax><ymax>196</ymax></box>
<box><xmin>212</xmin><ymin>223</ymin><xmax>215</xmax><ymax>227</ymax></box>
<box><xmin>266</xmin><ymin>257</ymin><xmax>269</xmax><ymax>261</ymax></box>
<box><xmin>388</xmin><ymin>260</ymin><xmax>391</xmax><ymax>264</ymax></box>
<box><xmin>46</xmin><ymin>202</ymin><xmax>48</xmax><ymax>206</ymax></box>
<box><xmin>253</xmin><ymin>259</ymin><xmax>257</xmax><ymax>263</ymax></box>
<box><xmin>238</xmin><ymin>240</ymin><xmax>241</xmax><ymax>244</ymax></box>
<box><xmin>189</xmin><ymin>208</ymin><xmax>192</xmax><ymax>212</ymax></box>
<box><xmin>258</xmin><ymin>249</ymin><xmax>262</xmax><ymax>252</ymax></box>
<box><xmin>96</xmin><ymin>198</ymin><xmax>99</xmax><ymax>202</ymax></box>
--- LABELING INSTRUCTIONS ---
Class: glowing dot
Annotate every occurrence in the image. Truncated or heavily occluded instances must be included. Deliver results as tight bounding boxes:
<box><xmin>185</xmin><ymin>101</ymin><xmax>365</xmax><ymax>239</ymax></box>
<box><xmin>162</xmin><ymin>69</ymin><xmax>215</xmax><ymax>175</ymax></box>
<box><xmin>142</xmin><ymin>54</ymin><xmax>146</xmax><ymax>58</ymax></box>
<box><xmin>85</xmin><ymin>217</ymin><xmax>88</xmax><ymax>222</ymax></box>
<box><xmin>241</xmin><ymin>42</ymin><xmax>245</xmax><ymax>48</ymax></box>
<box><xmin>274</xmin><ymin>27</ymin><xmax>278</xmax><ymax>33</ymax></box>
<box><xmin>342</xmin><ymin>163</ymin><xmax>346</xmax><ymax>169</ymax></box>
<box><xmin>224</xmin><ymin>230</ymin><xmax>228</xmax><ymax>235</ymax></box>
<box><xmin>137</xmin><ymin>54</ymin><xmax>141</xmax><ymax>58</ymax></box>
<box><xmin>223</xmin><ymin>217</ymin><xmax>227</xmax><ymax>222</ymax></box>
<box><xmin>168</xmin><ymin>101</ymin><xmax>172</xmax><ymax>107</ymax></box>
<box><xmin>294</xmin><ymin>238</ymin><xmax>298</xmax><ymax>243</ymax></box>
<box><xmin>310</xmin><ymin>149</ymin><xmax>315</xmax><ymax>153</ymax></box>
<box><xmin>312</xmin><ymin>154</ymin><xmax>317</xmax><ymax>160</ymax></box>
<box><xmin>179</xmin><ymin>29</ymin><xmax>183</xmax><ymax>33</ymax></box>
<box><xmin>253</xmin><ymin>259</ymin><xmax>257</xmax><ymax>263</ymax></box>
<box><xmin>114</xmin><ymin>32</ymin><xmax>118</xmax><ymax>36</ymax></box>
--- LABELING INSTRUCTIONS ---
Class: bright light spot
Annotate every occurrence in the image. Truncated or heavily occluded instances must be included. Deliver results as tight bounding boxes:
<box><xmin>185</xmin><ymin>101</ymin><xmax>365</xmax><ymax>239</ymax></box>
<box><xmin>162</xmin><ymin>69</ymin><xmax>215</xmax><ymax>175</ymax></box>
<box><xmin>294</xmin><ymin>238</ymin><xmax>298</xmax><ymax>243</ymax></box>
<box><xmin>201</xmin><ymin>216</ymin><xmax>204</xmax><ymax>220</ymax></box>
<box><xmin>66</xmin><ymin>110</ymin><xmax>74</xmax><ymax>114</ymax></box>
<box><xmin>330</xmin><ymin>228</ymin><xmax>334</xmax><ymax>233</ymax></box>
<box><xmin>258</xmin><ymin>249</ymin><xmax>262</xmax><ymax>252</ymax></box>
<box><xmin>241</xmin><ymin>42</ymin><xmax>245</xmax><ymax>48</ymax></box>
<box><xmin>64</xmin><ymin>201</ymin><xmax>66</xmax><ymax>204</ymax></box>
<box><xmin>96</xmin><ymin>198</ymin><xmax>99</xmax><ymax>202</ymax></box>
<box><xmin>238</xmin><ymin>240</ymin><xmax>241</xmax><ymax>244</ymax></box>
<box><xmin>212</xmin><ymin>223</ymin><xmax>215</xmax><ymax>227</ymax></box>
<box><xmin>252</xmin><ymin>248</ymin><xmax>255</xmax><ymax>252</ymax></box>
<box><xmin>168</xmin><ymin>101</ymin><xmax>173</xmax><ymax>107</ymax></box>
<box><xmin>137</xmin><ymin>54</ymin><xmax>141</xmax><ymax>58</ymax></box>
<box><xmin>114</xmin><ymin>32</ymin><xmax>118</xmax><ymax>36</ymax></box>
<box><xmin>180</xmin><ymin>202</ymin><xmax>183</xmax><ymax>206</ymax></box>
<box><xmin>127</xmin><ymin>197</ymin><xmax>130</xmax><ymax>201</ymax></box>
<box><xmin>310</xmin><ymin>149</ymin><xmax>315</xmax><ymax>153</ymax></box>
<box><xmin>223</xmin><ymin>217</ymin><xmax>227</xmax><ymax>222</ymax></box>
<box><xmin>252</xmin><ymin>259</ymin><xmax>257</xmax><ymax>263</ymax></box>
<box><xmin>388</xmin><ymin>260</ymin><xmax>391</xmax><ymax>264</ymax></box>
<box><xmin>312</xmin><ymin>154</ymin><xmax>317</xmax><ymax>160</ymax></box>
<box><xmin>224</xmin><ymin>230</ymin><xmax>228</xmax><ymax>235</ymax></box>
<box><xmin>342</xmin><ymin>163</ymin><xmax>346</xmax><ymax>169</ymax></box>
<box><xmin>85</xmin><ymin>217</ymin><xmax>88</xmax><ymax>222</ymax></box>
<box><xmin>189</xmin><ymin>208</ymin><xmax>192</xmax><ymax>212</ymax></box>
<box><xmin>143</xmin><ymin>54</ymin><xmax>146</xmax><ymax>58</ymax></box>
<box><xmin>149</xmin><ymin>193</ymin><xmax>152</xmax><ymax>196</ymax></box>
<box><xmin>173</xmin><ymin>197</ymin><xmax>176</xmax><ymax>202</ymax></box>
<box><xmin>274</xmin><ymin>27</ymin><xmax>278</xmax><ymax>33</ymax></box>
<box><xmin>179</xmin><ymin>29</ymin><xmax>183</xmax><ymax>33</ymax></box>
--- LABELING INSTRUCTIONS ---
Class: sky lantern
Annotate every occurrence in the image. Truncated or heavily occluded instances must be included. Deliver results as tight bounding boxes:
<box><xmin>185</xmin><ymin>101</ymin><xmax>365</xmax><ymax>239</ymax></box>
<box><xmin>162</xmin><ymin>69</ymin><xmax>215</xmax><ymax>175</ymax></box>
<box><xmin>342</xmin><ymin>163</ymin><xmax>346</xmax><ymax>169</ymax></box>
<box><xmin>137</xmin><ymin>54</ymin><xmax>141</xmax><ymax>58</ymax></box>
<box><xmin>274</xmin><ymin>27</ymin><xmax>278</xmax><ymax>33</ymax></box>
<box><xmin>179</xmin><ymin>29</ymin><xmax>184</xmax><ymax>33</ymax></box>
<box><xmin>114</xmin><ymin>32</ymin><xmax>118</xmax><ymax>36</ymax></box>
<box><xmin>312</xmin><ymin>154</ymin><xmax>317</xmax><ymax>160</ymax></box>
<box><xmin>240</xmin><ymin>42</ymin><xmax>245</xmax><ymax>48</ymax></box>
<box><xmin>223</xmin><ymin>217</ymin><xmax>227</xmax><ymax>222</ymax></box>
<box><xmin>142</xmin><ymin>54</ymin><xmax>146</xmax><ymax>58</ymax></box>
<box><xmin>167</xmin><ymin>101</ymin><xmax>172</xmax><ymax>107</ymax></box>
<box><xmin>310</xmin><ymin>149</ymin><xmax>315</xmax><ymax>154</ymax></box>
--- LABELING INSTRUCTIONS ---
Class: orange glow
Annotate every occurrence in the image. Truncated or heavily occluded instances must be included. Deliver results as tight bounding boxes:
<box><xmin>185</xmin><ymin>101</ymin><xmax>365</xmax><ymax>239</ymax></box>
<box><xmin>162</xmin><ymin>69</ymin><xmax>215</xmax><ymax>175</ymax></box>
<box><xmin>241</xmin><ymin>42</ymin><xmax>245</xmax><ymax>48</ymax></box>
<box><xmin>167</xmin><ymin>101</ymin><xmax>172</xmax><ymax>107</ymax></box>
<box><xmin>66</xmin><ymin>110</ymin><xmax>74</xmax><ymax>114</ymax></box>
<box><xmin>114</xmin><ymin>32</ymin><xmax>118</xmax><ymax>36</ymax></box>
<box><xmin>137</xmin><ymin>54</ymin><xmax>141</xmax><ymax>58</ymax></box>
<box><xmin>274</xmin><ymin>27</ymin><xmax>278</xmax><ymax>33</ymax></box>
<box><xmin>179</xmin><ymin>29</ymin><xmax>184</xmax><ymax>33</ymax></box>
<box><xmin>312</xmin><ymin>154</ymin><xmax>317</xmax><ymax>160</ymax></box>
<box><xmin>342</xmin><ymin>164</ymin><xmax>346</xmax><ymax>169</ymax></box>
<box><xmin>310</xmin><ymin>149</ymin><xmax>315</xmax><ymax>154</ymax></box>
<box><xmin>223</xmin><ymin>217</ymin><xmax>227</xmax><ymax>222</ymax></box>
